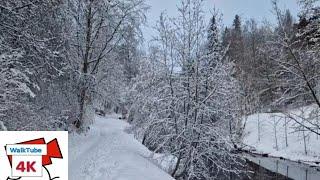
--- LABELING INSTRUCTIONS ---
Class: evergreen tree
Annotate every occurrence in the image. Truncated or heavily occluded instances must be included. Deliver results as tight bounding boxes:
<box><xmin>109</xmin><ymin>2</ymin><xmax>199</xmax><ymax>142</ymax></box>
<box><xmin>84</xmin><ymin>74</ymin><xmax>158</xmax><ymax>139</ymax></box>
<box><xmin>229</xmin><ymin>15</ymin><xmax>244</xmax><ymax>72</ymax></box>
<box><xmin>207</xmin><ymin>16</ymin><xmax>220</xmax><ymax>55</ymax></box>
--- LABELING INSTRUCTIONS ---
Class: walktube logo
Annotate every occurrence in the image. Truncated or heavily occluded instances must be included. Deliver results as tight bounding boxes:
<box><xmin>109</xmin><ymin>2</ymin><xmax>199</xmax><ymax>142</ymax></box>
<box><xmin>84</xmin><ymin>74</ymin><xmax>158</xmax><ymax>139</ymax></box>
<box><xmin>0</xmin><ymin>132</ymin><xmax>68</xmax><ymax>180</ymax></box>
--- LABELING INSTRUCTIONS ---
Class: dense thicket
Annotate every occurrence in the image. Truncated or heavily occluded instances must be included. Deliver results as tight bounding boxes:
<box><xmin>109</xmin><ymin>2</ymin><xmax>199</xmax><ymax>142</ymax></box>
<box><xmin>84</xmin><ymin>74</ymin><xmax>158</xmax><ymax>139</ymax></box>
<box><xmin>0</xmin><ymin>0</ymin><xmax>75</xmax><ymax>130</ymax></box>
<box><xmin>222</xmin><ymin>0</ymin><xmax>320</xmax><ymax>113</ymax></box>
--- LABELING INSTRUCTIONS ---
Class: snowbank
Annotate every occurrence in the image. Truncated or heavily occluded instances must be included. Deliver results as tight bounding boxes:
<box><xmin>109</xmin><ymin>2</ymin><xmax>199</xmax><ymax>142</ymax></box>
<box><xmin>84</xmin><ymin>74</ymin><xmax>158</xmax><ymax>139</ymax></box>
<box><xmin>69</xmin><ymin>114</ymin><xmax>175</xmax><ymax>180</ymax></box>
<box><xmin>243</xmin><ymin>105</ymin><xmax>320</xmax><ymax>165</ymax></box>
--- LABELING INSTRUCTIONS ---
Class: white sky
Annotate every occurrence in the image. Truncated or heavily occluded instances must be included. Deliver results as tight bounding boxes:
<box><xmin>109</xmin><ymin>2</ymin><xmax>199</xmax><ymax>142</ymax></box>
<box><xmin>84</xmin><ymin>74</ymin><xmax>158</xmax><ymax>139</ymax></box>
<box><xmin>142</xmin><ymin>0</ymin><xmax>301</xmax><ymax>42</ymax></box>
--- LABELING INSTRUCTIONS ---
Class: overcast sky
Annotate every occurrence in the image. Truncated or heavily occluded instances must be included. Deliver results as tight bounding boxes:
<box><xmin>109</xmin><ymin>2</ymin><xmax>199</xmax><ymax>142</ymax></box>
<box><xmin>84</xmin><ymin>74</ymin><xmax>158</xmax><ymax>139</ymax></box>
<box><xmin>142</xmin><ymin>0</ymin><xmax>301</xmax><ymax>42</ymax></box>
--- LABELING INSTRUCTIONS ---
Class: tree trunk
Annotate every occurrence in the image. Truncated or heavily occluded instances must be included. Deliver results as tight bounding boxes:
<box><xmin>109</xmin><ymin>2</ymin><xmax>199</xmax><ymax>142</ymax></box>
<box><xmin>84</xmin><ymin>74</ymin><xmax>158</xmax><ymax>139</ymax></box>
<box><xmin>171</xmin><ymin>150</ymin><xmax>182</xmax><ymax>177</ymax></box>
<box><xmin>285</xmin><ymin>116</ymin><xmax>288</xmax><ymax>147</ymax></box>
<box><xmin>76</xmin><ymin>2</ymin><xmax>92</xmax><ymax>129</ymax></box>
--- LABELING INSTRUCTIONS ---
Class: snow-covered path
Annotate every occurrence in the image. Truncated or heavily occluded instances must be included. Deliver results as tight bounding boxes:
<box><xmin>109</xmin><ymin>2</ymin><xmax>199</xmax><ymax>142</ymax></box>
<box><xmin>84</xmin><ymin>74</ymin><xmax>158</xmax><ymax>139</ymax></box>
<box><xmin>69</xmin><ymin>114</ymin><xmax>174</xmax><ymax>180</ymax></box>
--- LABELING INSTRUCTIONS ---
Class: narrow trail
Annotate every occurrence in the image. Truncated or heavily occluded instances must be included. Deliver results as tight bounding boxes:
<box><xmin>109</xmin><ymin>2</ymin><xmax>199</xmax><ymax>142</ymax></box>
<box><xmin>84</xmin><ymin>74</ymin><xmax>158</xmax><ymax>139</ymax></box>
<box><xmin>69</xmin><ymin>115</ymin><xmax>174</xmax><ymax>180</ymax></box>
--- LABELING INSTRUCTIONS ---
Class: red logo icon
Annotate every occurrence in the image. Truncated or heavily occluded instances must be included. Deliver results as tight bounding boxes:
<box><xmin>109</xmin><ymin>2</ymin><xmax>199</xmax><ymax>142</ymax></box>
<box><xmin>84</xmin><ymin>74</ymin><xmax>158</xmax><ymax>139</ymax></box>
<box><xmin>5</xmin><ymin>138</ymin><xmax>63</xmax><ymax>180</ymax></box>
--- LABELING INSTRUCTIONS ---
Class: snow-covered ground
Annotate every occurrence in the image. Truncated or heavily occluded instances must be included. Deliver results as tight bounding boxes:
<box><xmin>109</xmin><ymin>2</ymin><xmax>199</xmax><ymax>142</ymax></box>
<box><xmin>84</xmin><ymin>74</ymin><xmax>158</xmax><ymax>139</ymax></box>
<box><xmin>69</xmin><ymin>114</ymin><xmax>175</xmax><ymax>180</ymax></box>
<box><xmin>244</xmin><ymin>105</ymin><xmax>320</xmax><ymax>165</ymax></box>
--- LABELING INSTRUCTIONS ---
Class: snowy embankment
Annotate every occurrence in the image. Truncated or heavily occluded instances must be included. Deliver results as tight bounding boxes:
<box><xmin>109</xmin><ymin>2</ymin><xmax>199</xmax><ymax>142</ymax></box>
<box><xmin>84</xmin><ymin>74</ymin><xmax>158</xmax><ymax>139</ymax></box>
<box><xmin>69</xmin><ymin>114</ymin><xmax>175</xmax><ymax>180</ymax></box>
<box><xmin>243</xmin><ymin>105</ymin><xmax>320</xmax><ymax>165</ymax></box>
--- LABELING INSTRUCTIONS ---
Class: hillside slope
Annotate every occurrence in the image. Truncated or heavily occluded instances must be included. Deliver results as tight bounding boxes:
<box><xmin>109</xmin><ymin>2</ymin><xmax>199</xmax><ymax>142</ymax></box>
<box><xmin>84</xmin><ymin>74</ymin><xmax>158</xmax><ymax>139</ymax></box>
<box><xmin>244</xmin><ymin>105</ymin><xmax>320</xmax><ymax>165</ymax></box>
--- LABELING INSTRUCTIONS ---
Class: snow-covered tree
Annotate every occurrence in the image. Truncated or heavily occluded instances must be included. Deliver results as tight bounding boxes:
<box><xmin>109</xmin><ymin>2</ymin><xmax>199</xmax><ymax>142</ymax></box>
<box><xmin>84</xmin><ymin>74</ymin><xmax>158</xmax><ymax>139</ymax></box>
<box><xmin>0</xmin><ymin>0</ymin><xmax>147</xmax><ymax>131</ymax></box>
<box><xmin>262</xmin><ymin>0</ymin><xmax>320</xmax><ymax>135</ymax></box>
<box><xmin>66</xmin><ymin>0</ymin><xmax>147</xmax><ymax>129</ymax></box>
<box><xmin>128</xmin><ymin>0</ymin><xmax>244</xmax><ymax>179</ymax></box>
